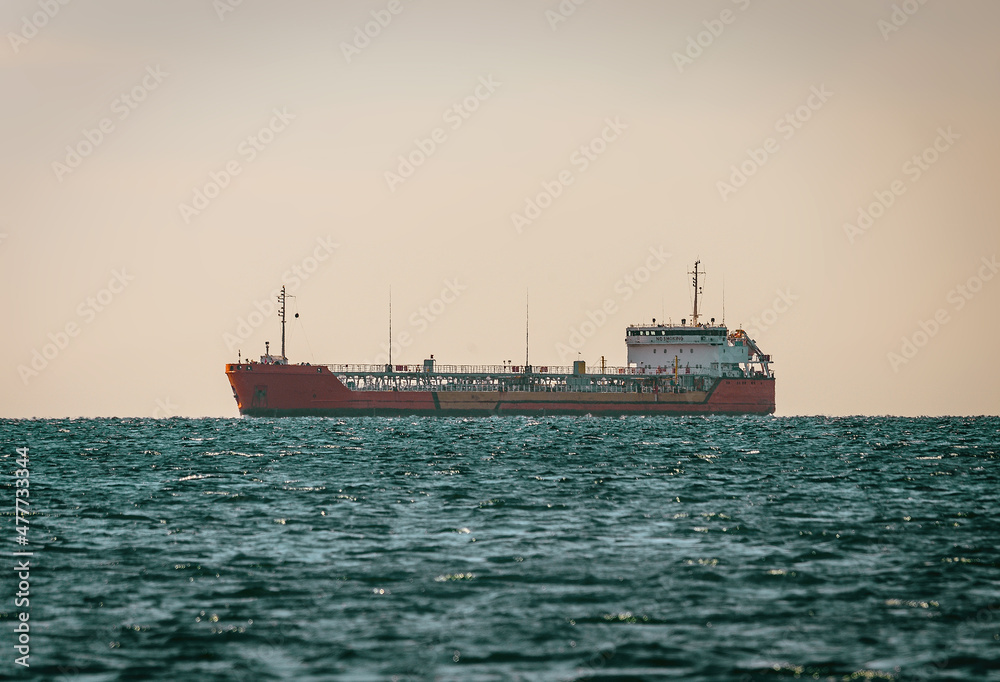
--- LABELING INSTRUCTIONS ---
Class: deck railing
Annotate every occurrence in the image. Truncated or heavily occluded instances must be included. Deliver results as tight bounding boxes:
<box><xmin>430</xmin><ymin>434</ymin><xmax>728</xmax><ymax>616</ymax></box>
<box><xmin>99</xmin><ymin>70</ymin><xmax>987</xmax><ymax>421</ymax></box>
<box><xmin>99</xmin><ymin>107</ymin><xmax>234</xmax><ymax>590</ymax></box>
<box><xmin>324</xmin><ymin>364</ymin><xmax>710</xmax><ymax>377</ymax></box>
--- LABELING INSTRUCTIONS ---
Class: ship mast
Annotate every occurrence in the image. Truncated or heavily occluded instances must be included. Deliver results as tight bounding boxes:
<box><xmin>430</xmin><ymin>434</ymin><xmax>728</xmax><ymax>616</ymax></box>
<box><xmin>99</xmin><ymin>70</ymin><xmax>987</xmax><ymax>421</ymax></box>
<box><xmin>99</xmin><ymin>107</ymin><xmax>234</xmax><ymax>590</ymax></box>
<box><xmin>278</xmin><ymin>286</ymin><xmax>287</xmax><ymax>359</ymax></box>
<box><xmin>689</xmin><ymin>260</ymin><xmax>705</xmax><ymax>326</ymax></box>
<box><xmin>388</xmin><ymin>286</ymin><xmax>392</xmax><ymax>370</ymax></box>
<box><xmin>524</xmin><ymin>290</ymin><xmax>529</xmax><ymax>372</ymax></box>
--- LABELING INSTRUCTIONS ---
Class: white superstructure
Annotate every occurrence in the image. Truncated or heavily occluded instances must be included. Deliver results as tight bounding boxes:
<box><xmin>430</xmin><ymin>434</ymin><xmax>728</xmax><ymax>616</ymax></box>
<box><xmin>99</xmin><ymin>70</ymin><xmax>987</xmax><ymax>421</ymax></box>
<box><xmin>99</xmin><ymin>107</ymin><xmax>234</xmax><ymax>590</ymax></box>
<box><xmin>625</xmin><ymin>324</ymin><xmax>750</xmax><ymax>377</ymax></box>
<box><xmin>625</xmin><ymin>261</ymin><xmax>772</xmax><ymax>380</ymax></box>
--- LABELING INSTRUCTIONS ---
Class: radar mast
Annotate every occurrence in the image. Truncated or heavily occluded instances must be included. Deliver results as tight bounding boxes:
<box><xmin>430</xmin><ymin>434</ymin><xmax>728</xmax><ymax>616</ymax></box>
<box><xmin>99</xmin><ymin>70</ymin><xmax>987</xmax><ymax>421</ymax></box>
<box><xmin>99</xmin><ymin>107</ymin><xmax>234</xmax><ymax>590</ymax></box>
<box><xmin>689</xmin><ymin>260</ymin><xmax>705</xmax><ymax>326</ymax></box>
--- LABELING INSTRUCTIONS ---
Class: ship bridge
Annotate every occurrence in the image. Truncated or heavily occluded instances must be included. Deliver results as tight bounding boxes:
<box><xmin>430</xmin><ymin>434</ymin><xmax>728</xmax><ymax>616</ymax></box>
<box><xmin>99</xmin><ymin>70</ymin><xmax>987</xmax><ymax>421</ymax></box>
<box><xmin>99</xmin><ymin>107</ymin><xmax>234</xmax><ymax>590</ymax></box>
<box><xmin>626</xmin><ymin>323</ymin><xmax>749</xmax><ymax>377</ymax></box>
<box><xmin>624</xmin><ymin>260</ymin><xmax>772</xmax><ymax>379</ymax></box>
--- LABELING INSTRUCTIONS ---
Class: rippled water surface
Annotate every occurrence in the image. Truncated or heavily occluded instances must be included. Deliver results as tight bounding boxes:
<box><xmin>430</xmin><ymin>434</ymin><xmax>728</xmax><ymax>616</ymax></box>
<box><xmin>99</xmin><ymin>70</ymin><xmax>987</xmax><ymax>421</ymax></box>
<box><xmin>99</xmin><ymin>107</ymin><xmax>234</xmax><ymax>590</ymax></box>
<box><xmin>2</xmin><ymin>416</ymin><xmax>999</xmax><ymax>681</ymax></box>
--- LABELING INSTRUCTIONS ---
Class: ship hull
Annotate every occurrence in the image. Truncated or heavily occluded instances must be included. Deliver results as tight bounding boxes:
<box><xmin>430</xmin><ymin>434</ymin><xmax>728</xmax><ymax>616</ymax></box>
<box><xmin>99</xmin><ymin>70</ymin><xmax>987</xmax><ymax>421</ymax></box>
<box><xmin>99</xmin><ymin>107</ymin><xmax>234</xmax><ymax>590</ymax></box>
<box><xmin>226</xmin><ymin>364</ymin><xmax>775</xmax><ymax>417</ymax></box>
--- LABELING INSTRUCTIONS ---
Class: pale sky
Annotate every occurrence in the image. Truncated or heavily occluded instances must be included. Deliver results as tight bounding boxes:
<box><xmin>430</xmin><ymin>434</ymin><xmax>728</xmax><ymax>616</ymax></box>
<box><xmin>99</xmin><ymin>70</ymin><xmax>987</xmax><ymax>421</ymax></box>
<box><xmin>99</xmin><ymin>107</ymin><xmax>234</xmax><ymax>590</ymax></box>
<box><xmin>2</xmin><ymin>0</ymin><xmax>998</xmax><ymax>417</ymax></box>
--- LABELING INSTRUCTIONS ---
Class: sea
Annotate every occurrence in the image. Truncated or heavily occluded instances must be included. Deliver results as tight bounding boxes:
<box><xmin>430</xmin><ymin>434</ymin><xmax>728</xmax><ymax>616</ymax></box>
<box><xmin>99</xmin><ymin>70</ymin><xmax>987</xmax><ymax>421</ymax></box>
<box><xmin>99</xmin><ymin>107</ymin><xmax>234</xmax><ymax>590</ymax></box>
<box><xmin>1</xmin><ymin>416</ymin><xmax>998</xmax><ymax>681</ymax></box>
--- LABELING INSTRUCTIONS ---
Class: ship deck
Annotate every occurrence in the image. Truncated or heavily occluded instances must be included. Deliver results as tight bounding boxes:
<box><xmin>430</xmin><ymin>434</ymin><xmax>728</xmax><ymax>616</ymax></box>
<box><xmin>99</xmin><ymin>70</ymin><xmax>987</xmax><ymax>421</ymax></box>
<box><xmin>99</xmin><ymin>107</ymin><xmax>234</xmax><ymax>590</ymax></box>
<box><xmin>320</xmin><ymin>363</ymin><xmax>743</xmax><ymax>394</ymax></box>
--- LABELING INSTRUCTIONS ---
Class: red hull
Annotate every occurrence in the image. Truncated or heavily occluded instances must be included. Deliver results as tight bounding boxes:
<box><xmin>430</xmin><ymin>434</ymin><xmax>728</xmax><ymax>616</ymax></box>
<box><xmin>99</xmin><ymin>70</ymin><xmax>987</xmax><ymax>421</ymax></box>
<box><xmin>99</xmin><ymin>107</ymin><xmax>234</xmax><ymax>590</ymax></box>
<box><xmin>226</xmin><ymin>364</ymin><xmax>775</xmax><ymax>417</ymax></box>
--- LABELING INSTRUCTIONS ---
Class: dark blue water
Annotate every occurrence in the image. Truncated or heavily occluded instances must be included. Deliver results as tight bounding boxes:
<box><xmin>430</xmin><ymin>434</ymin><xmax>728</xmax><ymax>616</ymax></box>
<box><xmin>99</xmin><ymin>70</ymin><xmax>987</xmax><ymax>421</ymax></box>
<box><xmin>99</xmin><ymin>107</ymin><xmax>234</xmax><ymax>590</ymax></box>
<box><xmin>1</xmin><ymin>416</ymin><xmax>998</xmax><ymax>681</ymax></box>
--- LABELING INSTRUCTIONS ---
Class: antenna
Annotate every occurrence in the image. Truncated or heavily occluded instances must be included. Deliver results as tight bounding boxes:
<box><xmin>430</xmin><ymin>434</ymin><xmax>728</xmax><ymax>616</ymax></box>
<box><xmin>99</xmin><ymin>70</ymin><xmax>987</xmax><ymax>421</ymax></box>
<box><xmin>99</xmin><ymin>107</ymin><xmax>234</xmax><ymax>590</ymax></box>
<box><xmin>388</xmin><ymin>286</ymin><xmax>392</xmax><ymax>369</ymax></box>
<box><xmin>689</xmin><ymin>259</ymin><xmax>705</xmax><ymax>326</ymax></box>
<box><xmin>524</xmin><ymin>289</ymin><xmax>529</xmax><ymax>371</ymax></box>
<box><xmin>278</xmin><ymin>286</ymin><xmax>287</xmax><ymax>359</ymax></box>
<box><xmin>277</xmin><ymin>286</ymin><xmax>296</xmax><ymax>360</ymax></box>
<box><xmin>722</xmin><ymin>275</ymin><xmax>726</xmax><ymax>326</ymax></box>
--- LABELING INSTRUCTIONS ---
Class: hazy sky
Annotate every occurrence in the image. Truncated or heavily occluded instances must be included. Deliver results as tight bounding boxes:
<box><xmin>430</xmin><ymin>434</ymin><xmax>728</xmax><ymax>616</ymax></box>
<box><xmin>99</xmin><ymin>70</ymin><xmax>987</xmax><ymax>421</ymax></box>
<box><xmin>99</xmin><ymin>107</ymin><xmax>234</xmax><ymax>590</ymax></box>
<box><xmin>2</xmin><ymin>0</ymin><xmax>998</xmax><ymax>417</ymax></box>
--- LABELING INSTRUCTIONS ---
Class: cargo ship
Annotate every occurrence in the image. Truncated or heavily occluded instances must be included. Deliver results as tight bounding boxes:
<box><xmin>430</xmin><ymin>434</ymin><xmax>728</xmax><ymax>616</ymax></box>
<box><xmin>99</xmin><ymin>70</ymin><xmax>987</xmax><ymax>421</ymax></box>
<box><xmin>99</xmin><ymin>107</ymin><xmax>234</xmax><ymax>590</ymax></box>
<box><xmin>225</xmin><ymin>261</ymin><xmax>775</xmax><ymax>416</ymax></box>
